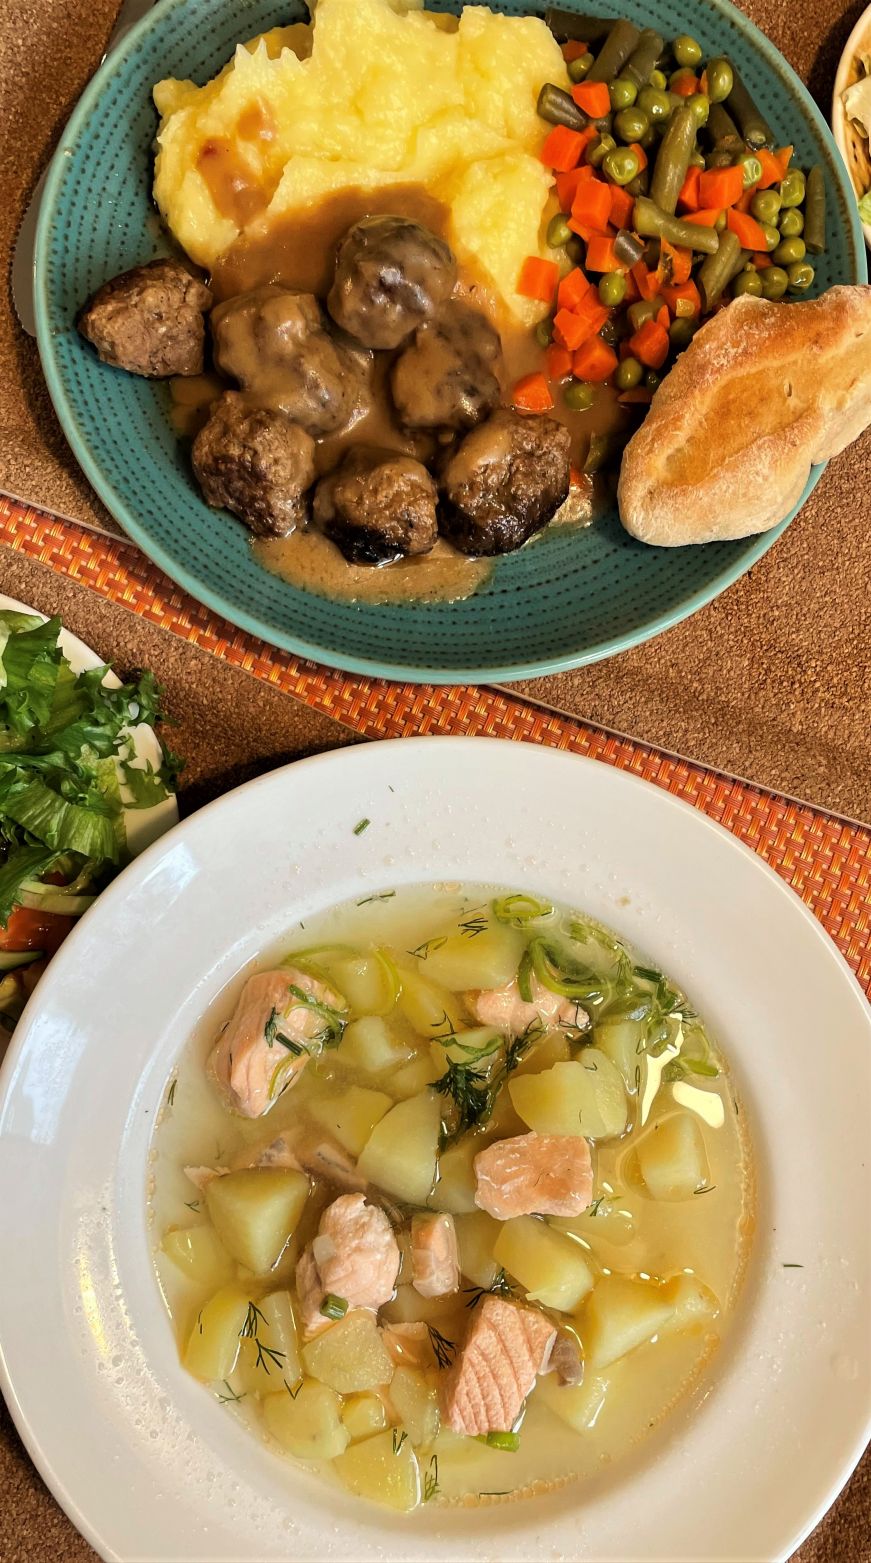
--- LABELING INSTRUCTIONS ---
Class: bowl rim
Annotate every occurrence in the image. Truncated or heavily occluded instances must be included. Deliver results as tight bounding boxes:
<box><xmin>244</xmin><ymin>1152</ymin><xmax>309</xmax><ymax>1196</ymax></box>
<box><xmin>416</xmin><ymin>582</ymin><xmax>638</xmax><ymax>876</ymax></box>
<box><xmin>34</xmin><ymin>0</ymin><xmax>869</xmax><ymax>683</ymax></box>
<box><xmin>831</xmin><ymin>0</ymin><xmax>871</xmax><ymax>249</ymax></box>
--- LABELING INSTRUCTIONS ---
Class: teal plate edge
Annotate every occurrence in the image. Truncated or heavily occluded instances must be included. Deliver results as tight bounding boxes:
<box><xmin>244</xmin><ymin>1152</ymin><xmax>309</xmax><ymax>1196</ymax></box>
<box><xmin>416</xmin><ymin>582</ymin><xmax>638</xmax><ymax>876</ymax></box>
<box><xmin>34</xmin><ymin>0</ymin><xmax>868</xmax><ymax>685</ymax></box>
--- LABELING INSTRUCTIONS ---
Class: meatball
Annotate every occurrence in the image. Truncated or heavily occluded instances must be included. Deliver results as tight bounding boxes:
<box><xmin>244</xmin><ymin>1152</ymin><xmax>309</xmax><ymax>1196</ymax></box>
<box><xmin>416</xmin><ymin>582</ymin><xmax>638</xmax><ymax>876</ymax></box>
<box><xmin>77</xmin><ymin>258</ymin><xmax>212</xmax><ymax>377</ymax></box>
<box><xmin>391</xmin><ymin>301</ymin><xmax>503</xmax><ymax>432</ymax></box>
<box><xmin>327</xmin><ymin>216</ymin><xmax>457</xmax><ymax>350</ymax></box>
<box><xmin>211</xmin><ymin>285</ymin><xmax>369</xmax><ymax>437</ymax></box>
<box><xmin>438</xmin><ymin>408</ymin><xmax>571</xmax><ymax>555</ymax></box>
<box><xmin>313</xmin><ymin>448</ymin><xmax>438</xmax><ymax>565</ymax></box>
<box><xmin>192</xmin><ymin>392</ymin><xmax>316</xmax><ymax>538</ymax></box>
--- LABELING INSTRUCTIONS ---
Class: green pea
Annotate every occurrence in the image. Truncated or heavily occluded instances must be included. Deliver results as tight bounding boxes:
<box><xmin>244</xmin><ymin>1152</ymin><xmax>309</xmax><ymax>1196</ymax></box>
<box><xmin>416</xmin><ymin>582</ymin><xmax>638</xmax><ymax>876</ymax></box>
<box><xmin>546</xmin><ymin>212</ymin><xmax>573</xmax><ymax>248</ymax></box>
<box><xmin>773</xmin><ymin>235</ymin><xmax>806</xmax><ymax>265</ymax></box>
<box><xmin>615</xmin><ymin>355</ymin><xmax>643</xmax><ymax>390</ymax></box>
<box><xmin>610</xmin><ymin>76</ymin><xmax>638</xmax><ymax>110</ymax></box>
<box><xmin>568</xmin><ymin>52</ymin><xmax>594</xmax><ymax>82</ymax></box>
<box><xmin>779</xmin><ymin>169</ymin><xmax>806</xmax><ymax>208</ymax></box>
<box><xmin>732</xmin><ymin>269</ymin><xmax>762</xmax><ymax>297</ymax></box>
<box><xmin>760</xmin><ymin>265</ymin><xmax>789</xmax><ymax>300</ymax></box>
<box><xmin>668</xmin><ymin>316</ymin><xmax>696</xmax><ymax>349</ymax></box>
<box><xmin>598</xmin><ymin>272</ymin><xmax>627</xmax><ymax>306</ymax></box>
<box><xmin>649</xmin><ymin>68</ymin><xmax>668</xmax><ymax>90</ymax></box>
<box><xmin>588</xmin><ymin>133</ymin><xmax>617</xmax><ymax>168</ymax></box>
<box><xmin>687</xmin><ymin>92</ymin><xmax>710</xmax><ymax>126</ymax></box>
<box><xmin>751</xmin><ymin>189</ymin><xmax>782</xmax><ymax>225</ymax></box>
<box><xmin>565</xmin><ymin>236</ymin><xmax>585</xmax><ymax>265</ymax></box>
<box><xmin>603</xmin><ymin>147</ymin><xmax>640</xmax><ymax>186</ymax></box>
<box><xmin>714</xmin><ymin>210</ymin><xmax>728</xmax><ymax>231</ymax></box>
<box><xmin>534</xmin><ymin>316</ymin><xmax>554</xmax><ymax>348</ymax></box>
<box><xmin>672</xmin><ymin>34</ymin><xmax>703</xmax><ymax>68</ymax></box>
<box><xmin>738</xmin><ymin>153</ymin><xmax>763</xmax><ymax>188</ymax></box>
<box><xmin>638</xmin><ymin>86</ymin><xmax>672</xmax><ymax>122</ymax></box>
<box><xmin>614</xmin><ymin>106</ymin><xmax>650</xmax><ymax>143</ymax></box>
<box><xmin>599</xmin><ymin>316</ymin><xmax>621</xmax><ymax>346</ymax></box>
<box><xmin>759</xmin><ymin>222</ymin><xmax>782</xmax><ymax>251</ymax></box>
<box><xmin>787</xmin><ymin>260</ymin><xmax>815</xmax><ymax>292</ymax></box>
<box><xmin>644</xmin><ymin>369</ymin><xmax>662</xmax><ymax>392</ymax></box>
<box><xmin>778</xmin><ymin>207</ymin><xmax>804</xmax><ymax>237</ymax></box>
<box><xmin>564</xmin><ymin>380</ymin><xmax>595</xmax><ymax>411</ymax></box>
<box><xmin>706</xmin><ymin>58</ymin><xmax>734</xmax><ymax>103</ymax></box>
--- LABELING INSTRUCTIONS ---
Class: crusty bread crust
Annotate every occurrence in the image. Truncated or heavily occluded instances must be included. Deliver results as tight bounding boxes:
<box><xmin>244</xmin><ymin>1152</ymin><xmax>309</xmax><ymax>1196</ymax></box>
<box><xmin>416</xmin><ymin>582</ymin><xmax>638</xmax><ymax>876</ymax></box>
<box><xmin>617</xmin><ymin>285</ymin><xmax>871</xmax><ymax>546</ymax></box>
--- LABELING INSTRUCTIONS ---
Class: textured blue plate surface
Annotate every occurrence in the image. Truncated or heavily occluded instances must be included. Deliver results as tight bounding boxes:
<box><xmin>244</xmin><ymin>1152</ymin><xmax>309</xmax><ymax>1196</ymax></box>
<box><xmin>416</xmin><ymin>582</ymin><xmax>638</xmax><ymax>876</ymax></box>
<box><xmin>35</xmin><ymin>0</ymin><xmax>867</xmax><ymax>682</ymax></box>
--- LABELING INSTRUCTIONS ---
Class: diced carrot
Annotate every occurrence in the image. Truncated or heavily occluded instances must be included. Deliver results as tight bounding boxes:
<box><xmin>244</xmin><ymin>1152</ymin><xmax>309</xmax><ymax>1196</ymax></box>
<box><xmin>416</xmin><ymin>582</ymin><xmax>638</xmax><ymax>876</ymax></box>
<box><xmin>754</xmin><ymin>149</ymin><xmax>784</xmax><ymax>189</ymax></box>
<box><xmin>752</xmin><ymin>251</ymin><xmax>773</xmax><ymax>268</ymax></box>
<box><xmin>677</xmin><ymin>166</ymin><xmax>701</xmax><ymax>212</ymax></box>
<box><xmin>631</xmin><ymin>261</ymin><xmax>659</xmax><ymax>300</ymax></box>
<box><xmin>735</xmin><ymin>187</ymin><xmax>755</xmax><ymax>213</ymax></box>
<box><xmin>656</xmin><ymin>304</ymin><xmax>670</xmax><ymax>329</ymax></box>
<box><xmin>572</xmin><ymin>336</ymin><xmax>618</xmax><ymax>381</ymax></box>
<box><xmin>698</xmin><ymin>165</ymin><xmax>745</xmax><ymax>209</ymax></box>
<box><xmin>511</xmin><ymin>371</ymin><xmax>554</xmax><ymax>413</ymax></box>
<box><xmin>562</xmin><ymin>40</ymin><xmax>588</xmax><ymax>61</ymax></box>
<box><xmin>553</xmin><ymin>307</ymin><xmax>599</xmax><ymax>350</ymax></box>
<box><xmin>541</xmin><ymin>125</ymin><xmax>585</xmax><ymax>172</ymax></box>
<box><xmin>699</xmin><ymin>69</ymin><xmax>708</xmax><ymax>95</ymax></box>
<box><xmin>628</xmin><ymin>319</ymin><xmax>669</xmax><ymax>369</ymax></box>
<box><xmin>628</xmin><ymin>141</ymin><xmax>648</xmax><ymax>172</ymax></box>
<box><xmin>726</xmin><ymin>207</ymin><xmax>769</xmax><ymax>250</ymax></box>
<box><xmin>662</xmin><ymin>278</ymin><xmax>701</xmax><ymax>317</ymax></box>
<box><xmin>556</xmin><ymin>163</ymin><xmax>594</xmax><ymax>209</ymax></box>
<box><xmin>609</xmin><ymin>184</ymin><xmax>635</xmax><ymax>229</ymax></box>
<box><xmin>571</xmin><ymin>80</ymin><xmax>611</xmax><ymax>118</ymax></box>
<box><xmin>684</xmin><ymin>207</ymin><xmax>723</xmax><ymax>227</ymax></box>
<box><xmin>671</xmin><ymin>246</ymin><xmax>693</xmax><ymax>284</ymax></box>
<box><xmin>571</xmin><ymin>178</ymin><xmax>612</xmax><ymax>233</ymax></box>
<box><xmin>622</xmin><ymin>268</ymin><xmax>640</xmax><ymax>303</ymax></box>
<box><xmin>671</xmin><ymin>71</ymin><xmax>699</xmax><ymax>97</ymax></box>
<box><xmin>547</xmin><ymin>343</ymin><xmax>574</xmax><ymax>379</ymax></box>
<box><xmin>585</xmin><ymin>236</ymin><xmax>622</xmax><ymax>272</ymax></box>
<box><xmin>557</xmin><ymin>266</ymin><xmax>592</xmax><ymax>310</ymax></box>
<box><xmin>569</xmin><ymin>463</ymin><xmax>586</xmax><ymax>487</ymax></box>
<box><xmin>617</xmin><ymin>387</ymin><xmax>653</xmax><ymax>404</ymax></box>
<box><xmin>517</xmin><ymin>256</ymin><xmax>560</xmax><ymax>302</ymax></box>
<box><xmin>775</xmin><ymin>145</ymin><xmax>793</xmax><ymax>177</ymax></box>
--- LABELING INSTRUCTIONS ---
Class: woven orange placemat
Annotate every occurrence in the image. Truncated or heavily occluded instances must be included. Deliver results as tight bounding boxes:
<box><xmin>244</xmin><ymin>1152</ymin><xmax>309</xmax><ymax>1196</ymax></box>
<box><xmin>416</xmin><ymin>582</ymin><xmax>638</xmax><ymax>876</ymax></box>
<box><xmin>1</xmin><ymin>494</ymin><xmax>869</xmax><ymax>994</ymax></box>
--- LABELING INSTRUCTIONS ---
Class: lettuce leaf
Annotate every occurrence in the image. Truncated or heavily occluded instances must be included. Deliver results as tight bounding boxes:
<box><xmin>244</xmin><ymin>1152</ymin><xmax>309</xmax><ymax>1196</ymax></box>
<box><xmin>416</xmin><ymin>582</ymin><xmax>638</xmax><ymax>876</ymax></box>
<box><xmin>0</xmin><ymin>843</ymin><xmax>58</xmax><ymax>926</ymax></box>
<box><xmin>859</xmin><ymin>190</ymin><xmax>871</xmax><ymax>227</ymax></box>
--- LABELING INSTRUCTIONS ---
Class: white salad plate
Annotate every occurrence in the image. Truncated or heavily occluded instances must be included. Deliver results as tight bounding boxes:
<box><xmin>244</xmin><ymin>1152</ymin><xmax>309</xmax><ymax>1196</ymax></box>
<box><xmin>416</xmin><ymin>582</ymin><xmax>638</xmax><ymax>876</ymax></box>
<box><xmin>0</xmin><ymin>737</ymin><xmax>868</xmax><ymax>1563</ymax></box>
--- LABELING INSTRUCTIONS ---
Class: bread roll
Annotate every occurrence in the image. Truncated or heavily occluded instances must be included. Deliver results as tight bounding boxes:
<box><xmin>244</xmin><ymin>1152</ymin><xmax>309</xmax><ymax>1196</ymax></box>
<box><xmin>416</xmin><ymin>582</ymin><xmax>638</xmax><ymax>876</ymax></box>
<box><xmin>617</xmin><ymin>285</ymin><xmax>871</xmax><ymax>546</ymax></box>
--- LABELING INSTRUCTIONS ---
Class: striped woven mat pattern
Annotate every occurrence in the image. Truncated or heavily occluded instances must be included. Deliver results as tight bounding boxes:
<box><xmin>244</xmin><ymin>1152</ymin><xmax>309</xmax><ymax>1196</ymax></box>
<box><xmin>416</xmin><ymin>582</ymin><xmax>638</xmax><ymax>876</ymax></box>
<box><xmin>1</xmin><ymin>494</ymin><xmax>868</xmax><ymax>993</ymax></box>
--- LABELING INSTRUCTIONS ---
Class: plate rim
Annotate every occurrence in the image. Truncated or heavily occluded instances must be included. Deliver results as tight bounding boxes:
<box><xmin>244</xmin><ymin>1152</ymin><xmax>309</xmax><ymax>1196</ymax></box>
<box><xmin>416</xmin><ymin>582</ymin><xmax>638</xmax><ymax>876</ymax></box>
<box><xmin>33</xmin><ymin>0</ymin><xmax>869</xmax><ymax>682</ymax></box>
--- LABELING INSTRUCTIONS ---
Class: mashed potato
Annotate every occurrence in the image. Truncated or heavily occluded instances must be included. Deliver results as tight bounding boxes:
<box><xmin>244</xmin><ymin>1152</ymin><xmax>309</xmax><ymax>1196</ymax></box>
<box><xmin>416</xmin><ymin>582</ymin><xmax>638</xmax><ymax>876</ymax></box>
<box><xmin>153</xmin><ymin>0</ymin><xmax>568</xmax><ymax>324</ymax></box>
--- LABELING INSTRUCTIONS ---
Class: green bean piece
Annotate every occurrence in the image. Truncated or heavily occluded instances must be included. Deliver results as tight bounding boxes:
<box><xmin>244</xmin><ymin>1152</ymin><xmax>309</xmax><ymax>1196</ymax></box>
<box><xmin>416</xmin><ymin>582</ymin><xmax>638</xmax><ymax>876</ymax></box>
<box><xmin>760</xmin><ymin>265</ymin><xmax>789</xmax><ymax>300</ymax></box>
<box><xmin>706</xmin><ymin>102</ymin><xmax>742</xmax><ymax>156</ymax></box>
<box><xmin>587</xmin><ymin>19</ymin><xmax>640</xmax><ymax>83</ymax></box>
<box><xmin>544</xmin><ymin>9</ymin><xmax>614</xmax><ymax>44</ymax></box>
<box><xmin>778</xmin><ymin>207</ymin><xmax>804</xmax><ymax>237</ymax></box>
<box><xmin>615</xmin><ymin>355</ymin><xmax>643</xmax><ymax>389</ymax></box>
<box><xmin>604</xmin><ymin>146</ymin><xmax>640</xmax><ymax>185</ymax></box>
<box><xmin>547</xmin><ymin>213</ymin><xmax>574</xmax><ymax>248</ymax></box>
<box><xmin>633</xmin><ymin>195</ymin><xmax>720</xmax><ymax>252</ymax></box>
<box><xmin>568</xmin><ymin>52</ymin><xmax>595</xmax><ymax>82</ymax></box>
<box><xmin>626</xmin><ymin>171</ymin><xmax>650</xmax><ymax>198</ymax></box>
<box><xmin>689</xmin><ymin>147</ymin><xmax>706</xmax><ymax>168</ymax></box>
<box><xmin>610</xmin><ymin>76</ymin><xmax>638</xmax><ymax>110</ymax></box>
<box><xmin>588</xmin><ymin>133</ymin><xmax>617</xmax><ymax>167</ymax></box>
<box><xmin>668</xmin><ymin>316</ymin><xmax>696</xmax><ymax>349</ymax></box>
<box><xmin>779</xmin><ymin>168</ymin><xmax>806</xmax><ymax>208</ymax></box>
<box><xmin>614</xmin><ymin>106</ymin><xmax>650</xmax><ymax>142</ymax></box>
<box><xmin>759</xmin><ymin>222</ymin><xmax>781</xmax><ymax>251</ymax></box>
<box><xmin>804</xmin><ymin>164</ymin><xmax>826</xmax><ymax>254</ymax></box>
<box><xmin>638</xmin><ymin>86</ymin><xmax>672</xmax><ymax>122</ymax></box>
<box><xmin>583</xmin><ymin>431</ymin><xmax>614</xmax><ymax>473</ymax></box>
<box><xmin>714</xmin><ymin>212</ymin><xmax>727</xmax><ymax>231</ymax></box>
<box><xmin>535</xmin><ymin>317</ymin><xmax>554</xmax><ymax>348</ymax></box>
<box><xmin>737</xmin><ymin>152</ymin><xmax>763</xmax><ymax>188</ymax></box>
<box><xmin>598</xmin><ymin>271</ymin><xmax>627</xmax><ymax>306</ymax></box>
<box><xmin>705</xmin><ymin>58</ymin><xmax>734</xmax><ymax>103</ymax></box>
<box><xmin>697</xmin><ymin>230</ymin><xmax>743</xmax><ymax>309</ymax></box>
<box><xmin>706</xmin><ymin>149</ymin><xmax>735</xmax><ymax>169</ymax></box>
<box><xmin>773</xmin><ymin>235</ymin><xmax>806</xmax><ymax>265</ymax></box>
<box><xmin>537</xmin><ymin>83</ymin><xmax>586</xmax><ymax>131</ymax></box>
<box><xmin>688</xmin><ymin>93</ymin><xmax>710</xmax><ymax>127</ymax></box>
<box><xmin>750</xmin><ymin>188</ymin><xmax>782</xmax><ymax>224</ymax></box>
<box><xmin>732</xmin><ymin>269</ymin><xmax>762</xmax><ymax>297</ymax></box>
<box><xmin>650</xmin><ymin>105</ymin><xmax>697</xmax><ymax>214</ymax></box>
<box><xmin>787</xmin><ymin>260</ymin><xmax>815</xmax><ymax>291</ymax></box>
<box><xmin>644</xmin><ymin>369</ymin><xmax>661</xmax><ymax>392</ymax></box>
<box><xmin>672</xmin><ymin>34</ymin><xmax>703</xmax><ymax>68</ymax></box>
<box><xmin>564</xmin><ymin>379</ymin><xmax>596</xmax><ymax>411</ymax></box>
<box><xmin>613</xmin><ymin>227</ymin><xmax>645</xmax><ymax>266</ymax></box>
<box><xmin>627</xmin><ymin>296</ymin><xmax>660</xmax><ymax>332</ymax></box>
<box><xmin>725</xmin><ymin>61</ymin><xmax>775</xmax><ymax>149</ymax></box>
<box><xmin>623</xmin><ymin>29</ymin><xmax>665</xmax><ymax>91</ymax></box>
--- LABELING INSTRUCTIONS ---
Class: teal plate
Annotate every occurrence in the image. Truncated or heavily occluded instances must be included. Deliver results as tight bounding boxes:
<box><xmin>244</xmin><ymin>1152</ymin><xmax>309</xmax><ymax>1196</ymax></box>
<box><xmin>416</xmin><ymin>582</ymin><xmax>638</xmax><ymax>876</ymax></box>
<box><xmin>35</xmin><ymin>0</ymin><xmax>866</xmax><ymax>683</ymax></box>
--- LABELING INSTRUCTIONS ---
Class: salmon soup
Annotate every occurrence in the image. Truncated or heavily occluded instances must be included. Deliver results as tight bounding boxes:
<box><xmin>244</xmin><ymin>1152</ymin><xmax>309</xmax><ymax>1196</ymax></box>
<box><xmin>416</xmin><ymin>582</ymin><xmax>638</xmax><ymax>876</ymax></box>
<box><xmin>150</xmin><ymin>885</ymin><xmax>753</xmax><ymax>1512</ymax></box>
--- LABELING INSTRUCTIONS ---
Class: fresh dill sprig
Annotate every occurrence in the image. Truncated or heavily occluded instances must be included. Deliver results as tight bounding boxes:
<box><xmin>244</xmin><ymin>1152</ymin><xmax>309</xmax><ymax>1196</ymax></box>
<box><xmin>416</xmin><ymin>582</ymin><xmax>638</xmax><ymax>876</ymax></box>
<box><xmin>436</xmin><ymin>1017</ymin><xmax>543</xmax><ymax>1143</ymax></box>
<box><xmin>166</xmin><ymin>1078</ymin><xmax>177</xmax><ymax>1107</ymax></box>
<box><xmin>423</xmin><ymin>1454</ymin><xmax>440</xmax><ymax>1502</ymax></box>
<box><xmin>284</xmin><ymin>1377</ymin><xmax>303</xmax><ymax>1398</ymax></box>
<box><xmin>587</xmin><ymin>1195</ymin><xmax>606</xmax><ymax>1217</ymax></box>
<box><xmin>391</xmin><ymin>1428</ymin><xmax>408</xmax><ymax>1454</ymax></box>
<box><xmin>427</xmin><ymin>1324</ymin><xmax>457</xmax><ymax>1368</ymax></box>
<box><xmin>464</xmin><ymin>1270</ymin><xmax>514</xmax><ymax>1309</ymax></box>
<box><xmin>184</xmin><ymin>1198</ymin><xmax>200</xmax><ymax>1213</ymax></box>
<box><xmin>408</xmin><ymin>936</ymin><xmax>447</xmax><ymax>960</ymax></box>
<box><xmin>216</xmin><ymin>1380</ymin><xmax>245</xmax><ymax>1405</ymax></box>
<box><xmin>458</xmin><ymin>907</ymin><xmax>488</xmax><ymax>939</ymax></box>
<box><xmin>693</xmin><ymin>1184</ymin><xmax>717</xmax><ymax>1196</ymax></box>
<box><xmin>356</xmin><ymin>891</ymin><xmax>396</xmax><ymax>905</ymax></box>
<box><xmin>240</xmin><ymin>1301</ymin><xmax>287</xmax><ymax>1374</ymax></box>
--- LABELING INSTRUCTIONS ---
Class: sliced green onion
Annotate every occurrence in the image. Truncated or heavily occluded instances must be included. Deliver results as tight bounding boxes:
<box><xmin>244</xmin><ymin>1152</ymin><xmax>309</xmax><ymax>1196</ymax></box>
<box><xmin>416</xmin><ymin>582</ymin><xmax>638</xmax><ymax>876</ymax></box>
<box><xmin>529</xmin><ymin>939</ymin><xmax>607</xmax><ymax>1003</ymax></box>
<box><xmin>0</xmin><ymin>949</ymin><xmax>44</xmax><ymax>972</ymax></box>
<box><xmin>491</xmin><ymin>893</ymin><xmax>554</xmax><ymax>926</ymax></box>
<box><xmin>517</xmin><ymin>948</ymin><xmax>534</xmax><ymax>1004</ymax></box>
<box><xmin>686</xmin><ymin>1058</ymin><xmax>719</xmax><ymax>1078</ymax></box>
<box><xmin>18</xmin><ymin>889</ymin><xmax>96</xmax><ymax>916</ymax></box>
<box><xmin>267</xmin><ymin>1052</ymin><xmax>302</xmax><ymax>1101</ymax></box>
<box><xmin>320</xmin><ymin>1294</ymin><xmax>349</xmax><ymax>1321</ymax></box>
<box><xmin>478</xmin><ymin>1430</ymin><xmax>520</xmax><ymax>1451</ymax></box>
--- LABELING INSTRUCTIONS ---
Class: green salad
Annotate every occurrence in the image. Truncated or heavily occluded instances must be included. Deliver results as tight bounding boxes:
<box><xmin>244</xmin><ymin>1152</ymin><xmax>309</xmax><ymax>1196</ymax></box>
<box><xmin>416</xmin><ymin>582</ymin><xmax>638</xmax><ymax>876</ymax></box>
<box><xmin>0</xmin><ymin>609</ymin><xmax>177</xmax><ymax>1024</ymax></box>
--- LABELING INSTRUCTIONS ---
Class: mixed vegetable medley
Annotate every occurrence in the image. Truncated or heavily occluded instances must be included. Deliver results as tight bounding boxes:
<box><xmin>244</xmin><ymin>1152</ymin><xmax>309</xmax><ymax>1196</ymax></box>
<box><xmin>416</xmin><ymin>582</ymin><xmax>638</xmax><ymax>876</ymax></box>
<box><xmin>0</xmin><ymin>610</ymin><xmax>177</xmax><ymax>1030</ymax></box>
<box><xmin>154</xmin><ymin>886</ymin><xmax>750</xmax><ymax>1512</ymax></box>
<box><xmin>511</xmin><ymin>10</ymin><xmax>826</xmax><ymax>452</ymax></box>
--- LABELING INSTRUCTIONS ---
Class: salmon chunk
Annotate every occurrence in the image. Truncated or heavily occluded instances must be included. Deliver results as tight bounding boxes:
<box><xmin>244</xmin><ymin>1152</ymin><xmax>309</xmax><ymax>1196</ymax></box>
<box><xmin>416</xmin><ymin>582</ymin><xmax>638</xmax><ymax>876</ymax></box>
<box><xmin>466</xmin><ymin>975</ymin><xmax>589</xmax><ymax>1038</ymax></box>
<box><xmin>473</xmin><ymin>1132</ymin><xmax>593</xmax><ymax>1219</ymax></box>
<box><xmin>411</xmin><ymin>1212</ymin><xmax>459</xmax><ymax>1298</ymax></box>
<box><xmin>440</xmin><ymin>1295</ymin><xmax>556</xmax><ymax>1435</ymax></box>
<box><xmin>209</xmin><ymin>965</ymin><xmax>343</xmax><ymax>1118</ymax></box>
<box><xmin>296</xmin><ymin>1193</ymin><xmax>400</xmax><ymax>1332</ymax></box>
